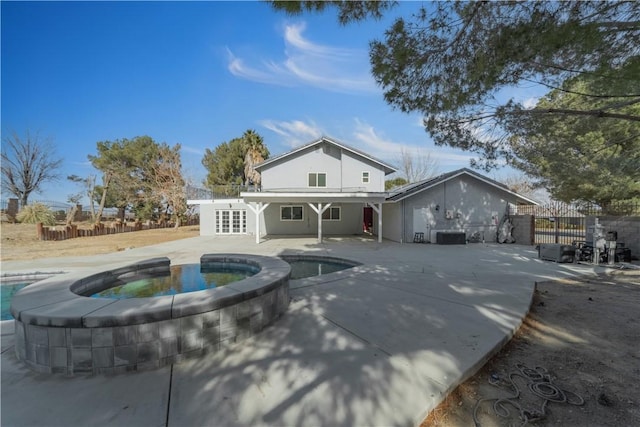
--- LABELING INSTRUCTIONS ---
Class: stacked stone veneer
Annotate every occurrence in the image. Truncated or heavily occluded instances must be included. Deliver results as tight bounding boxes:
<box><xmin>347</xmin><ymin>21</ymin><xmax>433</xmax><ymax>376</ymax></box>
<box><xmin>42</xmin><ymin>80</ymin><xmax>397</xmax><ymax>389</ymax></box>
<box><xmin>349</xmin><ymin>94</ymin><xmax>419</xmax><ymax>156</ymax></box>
<box><xmin>10</xmin><ymin>254</ymin><xmax>290</xmax><ymax>375</ymax></box>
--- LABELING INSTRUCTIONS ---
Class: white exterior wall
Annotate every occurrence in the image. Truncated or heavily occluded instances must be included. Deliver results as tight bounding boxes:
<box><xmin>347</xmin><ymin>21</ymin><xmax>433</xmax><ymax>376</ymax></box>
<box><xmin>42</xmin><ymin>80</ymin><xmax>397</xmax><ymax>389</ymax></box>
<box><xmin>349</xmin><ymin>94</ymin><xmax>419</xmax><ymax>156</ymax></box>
<box><xmin>260</xmin><ymin>142</ymin><xmax>387</xmax><ymax>192</ymax></box>
<box><xmin>400</xmin><ymin>176</ymin><xmax>516</xmax><ymax>243</ymax></box>
<box><xmin>197</xmin><ymin>200</ymin><xmax>260</xmax><ymax>237</ymax></box>
<box><xmin>263</xmin><ymin>203</ymin><xmax>364</xmax><ymax>235</ymax></box>
<box><xmin>382</xmin><ymin>202</ymin><xmax>403</xmax><ymax>243</ymax></box>
<box><xmin>340</xmin><ymin>151</ymin><xmax>386</xmax><ymax>192</ymax></box>
<box><xmin>199</xmin><ymin>203</ymin><xmax>216</xmax><ymax>236</ymax></box>
<box><xmin>260</xmin><ymin>144</ymin><xmax>342</xmax><ymax>190</ymax></box>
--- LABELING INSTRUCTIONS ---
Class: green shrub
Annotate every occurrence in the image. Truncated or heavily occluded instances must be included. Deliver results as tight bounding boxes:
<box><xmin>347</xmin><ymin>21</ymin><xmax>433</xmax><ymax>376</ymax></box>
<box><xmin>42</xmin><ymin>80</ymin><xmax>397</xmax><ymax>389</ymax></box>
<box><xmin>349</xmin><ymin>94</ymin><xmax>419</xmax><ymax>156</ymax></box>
<box><xmin>16</xmin><ymin>203</ymin><xmax>56</xmax><ymax>225</ymax></box>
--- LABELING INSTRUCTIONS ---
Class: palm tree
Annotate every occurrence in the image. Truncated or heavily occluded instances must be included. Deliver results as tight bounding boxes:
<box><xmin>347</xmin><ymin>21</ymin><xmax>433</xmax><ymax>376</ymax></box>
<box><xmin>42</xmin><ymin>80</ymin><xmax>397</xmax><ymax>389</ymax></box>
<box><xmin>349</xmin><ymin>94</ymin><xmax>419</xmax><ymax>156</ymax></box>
<box><xmin>242</xmin><ymin>130</ymin><xmax>269</xmax><ymax>187</ymax></box>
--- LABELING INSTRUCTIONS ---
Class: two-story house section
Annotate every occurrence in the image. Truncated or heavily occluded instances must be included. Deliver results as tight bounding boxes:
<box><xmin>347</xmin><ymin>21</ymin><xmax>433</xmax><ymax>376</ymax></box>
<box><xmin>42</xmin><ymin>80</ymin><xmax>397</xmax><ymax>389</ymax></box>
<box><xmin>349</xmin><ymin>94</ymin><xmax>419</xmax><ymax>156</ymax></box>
<box><xmin>240</xmin><ymin>136</ymin><xmax>397</xmax><ymax>243</ymax></box>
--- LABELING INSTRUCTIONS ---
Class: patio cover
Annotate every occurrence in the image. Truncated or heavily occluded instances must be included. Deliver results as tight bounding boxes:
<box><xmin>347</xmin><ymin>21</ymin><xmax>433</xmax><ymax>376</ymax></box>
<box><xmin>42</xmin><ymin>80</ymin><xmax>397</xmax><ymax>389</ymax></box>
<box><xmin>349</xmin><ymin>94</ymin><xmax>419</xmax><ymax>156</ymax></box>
<box><xmin>240</xmin><ymin>191</ymin><xmax>388</xmax><ymax>244</ymax></box>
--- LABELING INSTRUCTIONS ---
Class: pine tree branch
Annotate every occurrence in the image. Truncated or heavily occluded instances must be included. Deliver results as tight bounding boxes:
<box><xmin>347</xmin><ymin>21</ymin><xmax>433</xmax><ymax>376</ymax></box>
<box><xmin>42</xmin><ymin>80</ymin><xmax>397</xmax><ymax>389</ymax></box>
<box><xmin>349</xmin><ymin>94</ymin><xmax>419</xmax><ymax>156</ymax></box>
<box><xmin>528</xmin><ymin>107</ymin><xmax>640</xmax><ymax>121</ymax></box>
<box><xmin>595</xmin><ymin>20</ymin><xmax>640</xmax><ymax>30</ymax></box>
<box><xmin>458</xmin><ymin>102</ymin><xmax>640</xmax><ymax>124</ymax></box>
<box><xmin>522</xmin><ymin>78</ymin><xmax>640</xmax><ymax>98</ymax></box>
<box><xmin>526</xmin><ymin>60</ymin><xmax>637</xmax><ymax>81</ymax></box>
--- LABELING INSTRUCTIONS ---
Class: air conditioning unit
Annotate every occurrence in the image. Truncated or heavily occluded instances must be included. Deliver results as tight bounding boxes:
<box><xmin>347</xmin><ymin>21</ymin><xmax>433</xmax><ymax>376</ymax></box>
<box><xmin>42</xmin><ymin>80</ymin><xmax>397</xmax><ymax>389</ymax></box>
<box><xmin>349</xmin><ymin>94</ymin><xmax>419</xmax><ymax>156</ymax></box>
<box><xmin>436</xmin><ymin>231</ymin><xmax>466</xmax><ymax>245</ymax></box>
<box><xmin>538</xmin><ymin>244</ymin><xmax>576</xmax><ymax>263</ymax></box>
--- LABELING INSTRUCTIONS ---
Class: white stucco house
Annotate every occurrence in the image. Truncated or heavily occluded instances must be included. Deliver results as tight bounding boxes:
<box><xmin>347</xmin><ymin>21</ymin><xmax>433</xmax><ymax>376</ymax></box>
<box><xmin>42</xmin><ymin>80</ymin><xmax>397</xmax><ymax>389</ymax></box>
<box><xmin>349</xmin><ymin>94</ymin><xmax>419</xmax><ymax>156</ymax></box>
<box><xmin>189</xmin><ymin>136</ymin><xmax>537</xmax><ymax>244</ymax></box>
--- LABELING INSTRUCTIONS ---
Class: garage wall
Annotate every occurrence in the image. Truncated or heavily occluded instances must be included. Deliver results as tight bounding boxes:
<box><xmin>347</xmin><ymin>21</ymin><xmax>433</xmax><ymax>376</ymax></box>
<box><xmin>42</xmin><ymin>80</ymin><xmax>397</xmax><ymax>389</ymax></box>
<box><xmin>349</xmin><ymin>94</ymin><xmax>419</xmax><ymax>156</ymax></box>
<box><xmin>400</xmin><ymin>175</ymin><xmax>514</xmax><ymax>243</ymax></box>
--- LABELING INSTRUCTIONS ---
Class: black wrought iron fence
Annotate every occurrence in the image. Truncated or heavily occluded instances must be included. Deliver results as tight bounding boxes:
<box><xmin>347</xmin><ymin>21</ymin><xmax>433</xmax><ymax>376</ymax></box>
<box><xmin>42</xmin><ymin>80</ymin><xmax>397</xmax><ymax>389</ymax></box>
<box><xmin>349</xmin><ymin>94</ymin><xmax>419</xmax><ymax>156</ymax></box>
<box><xmin>512</xmin><ymin>201</ymin><xmax>640</xmax><ymax>245</ymax></box>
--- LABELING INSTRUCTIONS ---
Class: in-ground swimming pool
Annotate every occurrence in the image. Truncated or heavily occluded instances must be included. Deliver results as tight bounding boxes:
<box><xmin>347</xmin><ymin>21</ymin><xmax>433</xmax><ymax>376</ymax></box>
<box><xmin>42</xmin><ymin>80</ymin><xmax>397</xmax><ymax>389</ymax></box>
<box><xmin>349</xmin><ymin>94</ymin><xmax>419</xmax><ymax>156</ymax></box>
<box><xmin>280</xmin><ymin>255</ymin><xmax>360</xmax><ymax>279</ymax></box>
<box><xmin>11</xmin><ymin>254</ymin><xmax>291</xmax><ymax>375</ymax></box>
<box><xmin>1</xmin><ymin>282</ymin><xmax>33</xmax><ymax>320</ymax></box>
<box><xmin>91</xmin><ymin>263</ymin><xmax>258</xmax><ymax>299</ymax></box>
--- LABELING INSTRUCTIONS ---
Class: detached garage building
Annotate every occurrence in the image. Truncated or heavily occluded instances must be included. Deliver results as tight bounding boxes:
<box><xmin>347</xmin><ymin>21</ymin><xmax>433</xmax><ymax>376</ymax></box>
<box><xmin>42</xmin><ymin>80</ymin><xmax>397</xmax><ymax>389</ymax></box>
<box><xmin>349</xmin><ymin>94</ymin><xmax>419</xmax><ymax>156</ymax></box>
<box><xmin>382</xmin><ymin>168</ymin><xmax>538</xmax><ymax>243</ymax></box>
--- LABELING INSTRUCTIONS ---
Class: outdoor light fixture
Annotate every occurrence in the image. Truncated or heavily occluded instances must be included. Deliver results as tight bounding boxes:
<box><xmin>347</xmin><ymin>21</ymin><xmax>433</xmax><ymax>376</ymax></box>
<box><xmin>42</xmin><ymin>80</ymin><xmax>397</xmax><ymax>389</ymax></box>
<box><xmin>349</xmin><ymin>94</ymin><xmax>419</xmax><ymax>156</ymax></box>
<box><xmin>435</xmin><ymin>204</ymin><xmax>440</xmax><ymax>211</ymax></box>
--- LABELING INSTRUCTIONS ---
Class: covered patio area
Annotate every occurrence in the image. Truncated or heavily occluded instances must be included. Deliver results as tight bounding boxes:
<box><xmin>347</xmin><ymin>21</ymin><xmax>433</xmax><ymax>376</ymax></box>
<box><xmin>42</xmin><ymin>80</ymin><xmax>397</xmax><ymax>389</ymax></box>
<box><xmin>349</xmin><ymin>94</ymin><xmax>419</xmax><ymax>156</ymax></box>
<box><xmin>240</xmin><ymin>191</ymin><xmax>387</xmax><ymax>244</ymax></box>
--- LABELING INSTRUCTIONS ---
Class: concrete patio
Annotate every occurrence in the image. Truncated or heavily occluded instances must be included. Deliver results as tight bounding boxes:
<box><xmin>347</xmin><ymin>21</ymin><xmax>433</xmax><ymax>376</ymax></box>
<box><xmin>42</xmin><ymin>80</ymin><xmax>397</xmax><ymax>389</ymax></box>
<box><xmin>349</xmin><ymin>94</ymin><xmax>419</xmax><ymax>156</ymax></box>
<box><xmin>1</xmin><ymin>236</ymin><xmax>608</xmax><ymax>426</ymax></box>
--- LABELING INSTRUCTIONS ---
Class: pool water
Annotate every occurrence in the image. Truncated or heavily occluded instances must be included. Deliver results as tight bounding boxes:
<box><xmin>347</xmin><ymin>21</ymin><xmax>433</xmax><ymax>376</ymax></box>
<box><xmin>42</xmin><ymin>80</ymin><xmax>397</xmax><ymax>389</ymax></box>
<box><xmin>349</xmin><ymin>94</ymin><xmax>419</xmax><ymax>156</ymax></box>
<box><xmin>1</xmin><ymin>282</ymin><xmax>33</xmax><ymax>320</ymax></box>
<box><xmin>287</xmin><ymin>260</ymin><xmax>352</xmax><ymax>280</ymax></box>
<box><xmin>91</xmin><ymin>263</ymin><xmax>257</xmax><ymax>299</ymax></box>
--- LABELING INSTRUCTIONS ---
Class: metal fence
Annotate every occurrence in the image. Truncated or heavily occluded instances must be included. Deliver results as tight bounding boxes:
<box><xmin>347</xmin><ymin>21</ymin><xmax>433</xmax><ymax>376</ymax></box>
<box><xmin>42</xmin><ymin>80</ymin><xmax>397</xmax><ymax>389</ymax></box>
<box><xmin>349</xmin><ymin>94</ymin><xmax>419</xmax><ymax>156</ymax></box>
<box><xmin>511</xmin><ymin>201</ymin><xmax>640</xmax><ymax>245</ymax></box>
<box><xmin>186</xmin><ymin>184</ymin><xmax>260</xmax><ymax>200</ymax></box>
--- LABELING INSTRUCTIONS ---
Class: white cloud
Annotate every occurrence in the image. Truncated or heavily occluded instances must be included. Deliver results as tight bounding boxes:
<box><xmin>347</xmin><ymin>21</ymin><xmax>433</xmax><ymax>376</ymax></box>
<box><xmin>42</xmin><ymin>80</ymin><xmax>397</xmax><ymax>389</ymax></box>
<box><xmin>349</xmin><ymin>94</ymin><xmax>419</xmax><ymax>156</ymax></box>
<box><xmin>181</xmin><ymin>145</ymin><xmax>204</xmax><ymax>156</ymax></box>
<box><xmin>351</xmin><ymin>119</ymin><xmax>476</xmax><ymax>166</ymax></box>
<box><xmin>258</xmin><ymin>117</ymin><xmax>477</xmax><ymax>167</ymax></box>
<box><xmin>284</xmin><ymin>23</ymin><xmax>353</xmax><ymax>58</ymax></box>
<box><xmin>428</xmin><ymin>150</ymin><xmax>478</xmax><ymax>165</ymax></box>
<box><xmin>70</xmin><ymin>160</ymin><xmax>93</xmax><ymax>168</ymax></box>
<box><xmin>226</xmin><ymin>49</ymin><xmax>295</xmax><ymax>87</ymax></box>
<box><xmin>259</xmin><ymin>119</ymin><xmax>323</xmax><ymax>148</ymax></box>
<box><xmin>351</xmin><ymin>119</ymin><xmax>405</xmax><ymax>155</ymax></box>
<box><xmin>227</xmin><ymin>22</ymin><xmax>377</xmax><ymax>94</ymax></box>
<box><xmin>521</xmin><ymin>97</ymin><xmax>540</xmax><ymax>109</ymax></box>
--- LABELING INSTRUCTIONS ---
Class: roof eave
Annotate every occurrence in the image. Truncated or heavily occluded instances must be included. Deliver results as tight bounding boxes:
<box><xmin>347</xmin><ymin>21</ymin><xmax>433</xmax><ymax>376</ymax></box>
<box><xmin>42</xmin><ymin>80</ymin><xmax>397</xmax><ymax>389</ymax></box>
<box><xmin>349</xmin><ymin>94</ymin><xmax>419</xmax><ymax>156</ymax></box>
<box><xmin>386</xmin><ymin>169</ymin><xmax>539</xmax><ymax>205</ymax></box>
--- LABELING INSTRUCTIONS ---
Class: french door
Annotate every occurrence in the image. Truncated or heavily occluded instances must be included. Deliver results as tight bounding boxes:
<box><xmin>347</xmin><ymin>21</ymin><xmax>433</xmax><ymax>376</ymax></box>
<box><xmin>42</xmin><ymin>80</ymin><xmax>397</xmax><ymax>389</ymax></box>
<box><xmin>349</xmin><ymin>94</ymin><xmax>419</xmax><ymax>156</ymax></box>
<box><xmin>216</xmin><ymin>209</ymin><xmax>247</xmax><ymax>234</ymax></box>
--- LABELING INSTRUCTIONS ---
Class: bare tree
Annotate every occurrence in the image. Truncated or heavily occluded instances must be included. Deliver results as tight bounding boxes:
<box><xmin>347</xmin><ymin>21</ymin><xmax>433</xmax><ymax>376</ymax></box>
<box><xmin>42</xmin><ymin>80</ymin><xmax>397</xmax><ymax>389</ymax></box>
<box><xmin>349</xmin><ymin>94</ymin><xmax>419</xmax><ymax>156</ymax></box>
<box><xmin>65</xmin><ymin>193</ymin><xmax>82</xmax><ymax>226</ymax></box>
<box><xmin>501</xmin><ymin>173</ymin><xmax>538</xmax><ymax>199</ymax></box>
<box><xmin>1</xmin><ymin>130</ymin><xmax>63</xmax><ymax>207</ymax></box>
<box><xmin>68</xmin><ymin>174</ymin><xmax>102</xmax><ymax>223</ymax></box>
<box><xmin>148</xmin><ymin>143</ymin><xmax>186</xmax><ymax>228</ymax></box>
<box><xmin>397</xmin><ymin>147</ymin><xmax>440</xmax><ymax>183</ymax></box>
<box><xmin>500</xmin><ymin>173</ymin><xmax>550</xmax><ymax>203</ymax></box>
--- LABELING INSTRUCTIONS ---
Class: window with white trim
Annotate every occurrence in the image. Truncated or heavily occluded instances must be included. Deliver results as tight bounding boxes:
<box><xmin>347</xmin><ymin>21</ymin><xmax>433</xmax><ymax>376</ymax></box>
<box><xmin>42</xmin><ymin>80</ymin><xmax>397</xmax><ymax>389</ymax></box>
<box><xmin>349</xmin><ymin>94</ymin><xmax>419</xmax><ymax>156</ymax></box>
<box><xmin>308</xmin><ymin>172</ymin><xmax>327</xmax><ymax>187</ymax></box>
<box><xmin>281</xmin><ymin>205</ymin><xmax>303</xmax><ymax>221</ymax></box>
<box><xmin>322</xmin><ymin>206</ymin><xmax>341</xmax><ymax>221</ymax></box>
<box><xmin>362</xmin><ymin>171</ymin><xmax>370</xmax><ymax>184</ymax></box>
<box><xmin>216</xmin><ymin>209</ymin><xmax>246</xmax><ymax>234</ymax></box>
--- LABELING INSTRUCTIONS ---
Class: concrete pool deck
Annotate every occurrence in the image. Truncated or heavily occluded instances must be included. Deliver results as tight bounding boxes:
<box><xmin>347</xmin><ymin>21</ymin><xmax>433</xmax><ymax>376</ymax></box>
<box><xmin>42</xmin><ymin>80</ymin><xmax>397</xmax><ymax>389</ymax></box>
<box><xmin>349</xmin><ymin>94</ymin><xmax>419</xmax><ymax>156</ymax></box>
<box><xmin>1</xmin><ymin>236</ymin><xmax>610</xmax><ymax>426</ymax></box>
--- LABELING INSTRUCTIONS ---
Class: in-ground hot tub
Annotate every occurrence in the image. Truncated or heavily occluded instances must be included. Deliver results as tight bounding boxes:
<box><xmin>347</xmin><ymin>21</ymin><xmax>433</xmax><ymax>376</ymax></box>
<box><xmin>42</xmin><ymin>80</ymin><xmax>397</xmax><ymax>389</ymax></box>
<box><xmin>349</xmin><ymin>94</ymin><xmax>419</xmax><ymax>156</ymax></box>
<box><xmin>280</xmin><ymin>255</ymin><xmax>361</xmax><ymax>280</ymax></box>
<box><xmin>10</xmin><ymin>254</ymin><xmax>290</xmax><ymax>375</ymax></box>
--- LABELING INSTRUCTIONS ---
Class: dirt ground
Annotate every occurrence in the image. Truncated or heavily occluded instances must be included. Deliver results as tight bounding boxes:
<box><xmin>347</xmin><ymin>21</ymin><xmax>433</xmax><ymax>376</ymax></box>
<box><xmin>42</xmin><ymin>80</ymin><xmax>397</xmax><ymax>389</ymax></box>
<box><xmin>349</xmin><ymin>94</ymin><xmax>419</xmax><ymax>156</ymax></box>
<box><xmin>0</xmin><ymin>222</ymin><xmax>200</xmax><ymax>261</ymax></box>
<box><xmin>423</xmin><ymin>270</ymin><xmax>640</xmax><ymax>427</ymax></box>
<box><xmin>2</xmin><ymin>222</ymin><xmax>639</xmax><ymax>426</ymax></box>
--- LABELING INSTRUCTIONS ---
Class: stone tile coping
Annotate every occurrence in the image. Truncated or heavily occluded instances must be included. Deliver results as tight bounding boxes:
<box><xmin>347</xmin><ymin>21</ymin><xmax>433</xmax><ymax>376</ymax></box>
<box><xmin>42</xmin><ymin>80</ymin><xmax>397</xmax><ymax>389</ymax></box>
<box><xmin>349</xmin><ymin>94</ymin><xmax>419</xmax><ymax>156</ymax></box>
<box><xmin>10</xmin><ymin>254</ymin><xmax>291</xmax><ymax>328</ymax></box>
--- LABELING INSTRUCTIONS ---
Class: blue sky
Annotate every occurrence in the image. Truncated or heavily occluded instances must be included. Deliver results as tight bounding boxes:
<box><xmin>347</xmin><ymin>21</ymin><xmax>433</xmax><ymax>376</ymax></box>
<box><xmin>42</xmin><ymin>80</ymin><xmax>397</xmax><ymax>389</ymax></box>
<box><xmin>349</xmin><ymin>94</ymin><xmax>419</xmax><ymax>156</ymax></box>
<box><xmin>2</xmin><ymin>1</ymin><xmax>535</xmax><ymax>204</ymax></box>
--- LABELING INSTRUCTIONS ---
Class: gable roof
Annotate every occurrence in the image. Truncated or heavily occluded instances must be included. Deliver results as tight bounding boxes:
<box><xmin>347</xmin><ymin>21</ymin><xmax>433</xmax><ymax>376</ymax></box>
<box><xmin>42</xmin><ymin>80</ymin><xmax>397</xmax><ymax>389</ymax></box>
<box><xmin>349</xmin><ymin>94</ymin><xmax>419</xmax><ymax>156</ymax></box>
<box><xmin>387</xmin><ymin>168</ymin><xmax>539</xmax><ymax>205</ymax></box>
<box><xmin>254</xmin><ymin>136</ymin><xmax>397</xmax><ymax>175</ymax></box>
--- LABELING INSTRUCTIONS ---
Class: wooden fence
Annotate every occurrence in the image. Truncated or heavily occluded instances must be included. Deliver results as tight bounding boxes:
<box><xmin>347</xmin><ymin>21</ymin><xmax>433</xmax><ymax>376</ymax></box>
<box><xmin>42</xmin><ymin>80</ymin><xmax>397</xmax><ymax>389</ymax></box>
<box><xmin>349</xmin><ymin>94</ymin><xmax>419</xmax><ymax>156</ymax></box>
<box><xmin>36</xmin><ymin>218</ymin><xmax>199</xmax><ymax>241</ymax></box>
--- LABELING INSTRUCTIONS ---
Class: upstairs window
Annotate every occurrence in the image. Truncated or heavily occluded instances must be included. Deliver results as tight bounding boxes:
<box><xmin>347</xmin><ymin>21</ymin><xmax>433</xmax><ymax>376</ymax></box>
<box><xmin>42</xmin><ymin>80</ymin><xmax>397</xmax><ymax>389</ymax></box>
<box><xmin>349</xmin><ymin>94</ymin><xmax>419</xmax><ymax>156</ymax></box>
<box><xmin>308</xmin><ymin>172</ymin><xmax>327</xmax><ymax>187</ymax></box>
<box><xmin>362</xmin><ymin>171</ymin><xmax>370</xmax><ymax>184</ymax></box>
